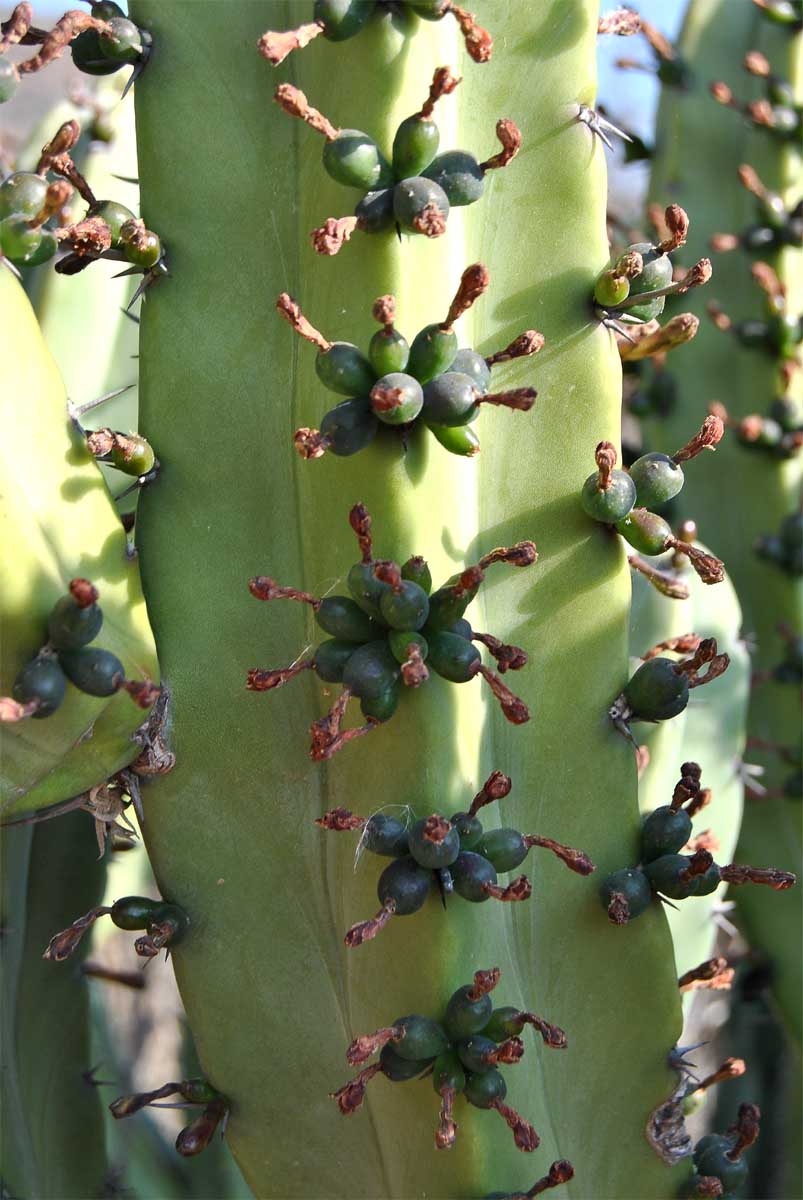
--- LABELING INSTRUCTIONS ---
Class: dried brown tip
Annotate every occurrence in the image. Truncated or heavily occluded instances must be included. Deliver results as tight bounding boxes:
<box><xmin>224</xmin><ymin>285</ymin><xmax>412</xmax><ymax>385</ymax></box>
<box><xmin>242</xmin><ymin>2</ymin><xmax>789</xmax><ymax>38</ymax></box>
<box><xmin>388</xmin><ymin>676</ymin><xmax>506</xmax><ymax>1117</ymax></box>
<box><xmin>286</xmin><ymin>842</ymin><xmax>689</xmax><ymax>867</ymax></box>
<box><xmin>121</xmin><ymin>680</ymin><xmax>161</xmax><ymax>710</ymax></box>
<box><xmin>751</xmin><ymin>260</ymin><xmax>784</xmax><ymax>302</ymax></box>
<box><xmin>483</xmin><ymin>874</ymin><xmax>533</xmax><ymax>902</ymax></box>
<box><xmin>414</xmin><ymin>202</ymin><xmax>448</xmax><ymax>238</ymax></box>
<box><xmin>418</xmin><ymin>65</ymin><xmax>461</xmax><ymax>120</ymax></box>
<box><xmin>695</xmin><ymin>1058</ymin><xmax>746</xmax><ymax>1094</ymax></box>
<box><xmin>607</xmin><ymin>891</ymin><xmax>632</xmax><ymax>924</ymax></box>
<box><xmin>176</xmin><ymin>1099</ymin><xmax>228</xmax><ymax>1158</ymax></box>
<box><xmin>636</xmin><ymin>743</ymin><xmax>651</xmax><ymax>779</ymax></box>
<box><xmin>642</xmin><ymin>632</ymin><xmax>702</xmax><ymax>661</ymax></box>
<box><xmin>110</xmin><ymin>1082</ymin><xmax>182</xmax><ymax>1119</ymax></box>
<box><xmin>710</xmin><ymin>233</ymin><xmax>740</xmax><ymax>253</ymax></box>
<box><xmin>274</xmin><ymin>83</ymin><xmax>338</xmax><ymax>139</ymax></box>
<box><xmin>479</xmin><ymin>540</ymin><xmax>538</xmax><ymax>569</ymax></box>
<box><xmin>330</xmin><ymin>1063</ymin><xmax>381</xmax><ymax>1115</ymax></box>
<box><xmin>492</xmin><ymin>1098</ymin><xmax>540</xmax><ymax>1151</ymax></box>
<box><xmin>472</xmin><ymin>631</ymin><xmax>528</xmax><ymax>673</ymax></box>
<box><xmin>658</xmin><ymin>205</ymin><xmax>689</xmax><ymax>253</ymax></box>
<box><xmin>720</xmin><ymin>864</ymin><xmax>796</xmax><ymax>890</ymax></box>
<box><xmin>598</xmin><ymin>8</ymin><xmax>642</xmax><ymax>35</ymax></box>
<box><xmin>666</xmin><ymin>539</ymin><xmax>725</xmax><ymax>586</ymax></box>
<box><xmin>518</xmin><ymin>1013</ymin><xmax>568</xmax><ymax>1049</ymax></box>
<box><xmin>678</xmin><ymin>956</ymin><xmax>734</xmax><ymax>993</ymax></box>
<box><xmin>446</xmin><ymin>2</ymin><xmax>493</xmax><ymax>62</ymax></box>
<box><xmin>676</xmin><ymin>259</ymin><xmax>713</xmax><ymax>294</ymax></box>
<box><xmin>691</xmin><ymin>1179</ymin><xmax>725</xmax><ymax>1198</ymax></box>
<box><xmin>347</xmin><ymin>1024</ymin><xmax>403</xmax><ymax>1066</ymax></box>
<box><xmin>257</xmin><ymin>20</ymin><xmax>323</xmax><ymax>64</ymax></box>
<box><xmin>670</xmin><ymin>765</ymin><xmax>701</xmax><ymax>810</ymax></box>
<box><xmin>68</xmin><ymin>578</ymin><xmax>99</xmax><ymax>608</ymax></box>
<box><xmin>372</xmin><ymin>294</ymin><xmax>396</xmax><ymax>327</ymax></box>
<box><xmin>249</xmin><ymin>576</ymin><xmax>319</xmax><ymax>607</ymax></box>
<box><xmin>401</xmin><ymin>643</ymin><xmax>430</xmax><ymax>688</ymax></box>
<box><xmin>246</xmin><ymin>660</ymin><xmax>313</xmax><ymax>692</ymax></box>
<box><xmin>706</xmin><ymin>301</ymin><xmax>732</xmax><ymax>333</ymax></box>
<box><xmin>748</xmin><ymin>98</ymin><xmax>776</xmax><ymax>129</ymax></box>
<box><xmin>443</xmin><ymin>262</ymin><xmax>490</xmax><ymax>330</ymax></box>
<box><xmin>618</xmin><ymin>313</ymin><xmax>700</xmax><ymax>361</ymax></box>
<box><xmin>316</xmin><ymin>808</ymin><xmax>366</xmax><ymax>831</ymax></box>
<box><xmin>18</xmin><ymin>10</ymin><xmax>109</xmax><ymax>74</ymax></box>
<box><xmin>685</xmin><ymin>787</ymin><xmax>712</xmax><ymax>818</ymax></box>
<box><xmin>595</xmin><ymin>440</ymin><xmax>617</xmax><ymax>490</ymax></box>
<box><xmin>344</xmin><ymin>899</ymin><xmax>396</xmax><ymax>948</ymax></box>
<box><xmin>29</xmin><ymin>179</ymin><xmax>72</xmax><ymax>228</ymax></box>
<box><xmin>523</xmin><ymin>835</ymin><xmax>595</xmax><ymax>876</ymax></box>
<box><xmin>468</xmin><ymin>770</ymin><xmax>512</xmax><ymax>817</ymax></box>
<box><xmin>0</xmin><ymin>2</ymin><xmax>32</xmax><ymax>52</ymax></box>
<box><xmin>310</xmin><ymin>697</ymin><xmax>378</xmax><ymax>762</ymax></box>
<box><xmin>616</xmin><ymin>249</ymin><xmax>644</xmax><ymax>280</ymax></box>
<box><xmin>38</xmin><ymin>118</ymin><xmax>81</xmax><ymax>172</ymax></box>
<box><xmin>423</xmin><ymin>814</ymin><xmax>452</xmax><ymax>844</ymax></box>
<box><xmin>293</xmin><ymin>427</ymin><xmax>330</xmax><ymax>459</ymax></box>
<box><xmin>0</xmin><ymin>697</ymin><xmax>39</xmax><ymax>722</ymax></box>
<box><xmin>678</xmin><ymin>849</ymin><xmax>714</xmax><ymax>885</ymax></box>
<box><xmin>58</xmin><ymin>216</ymin><xmax>111</xmax><ymax>257</ymax></box>
<box><xmin>673</xmin><ymin>415</ymin><xmax>724</xmax><ymax>463</ymax></box>
<box><xmin>743</xmin><ymin>49</ymin><xmax>770</xmax><ymax>77</ymax></box>
<box><xmin>475</xmin><ymin>664</ymin><xmax>530</xmax><ymax>724</ymax></box>
<box><xmin>43</xmin><ymin>905</ymin><xmax>111</xmax><ymax>961</ymax></box>
<box><xmin>528</xmin><ymin>1160</ymin><xmax>576</xmax><ymax>1195</ymax></box>
<box><xmin>478</xmin><ymin>388</ymin><xmax>537</xmax><ymax>413</ymax></box>
<box><xmin>629</xmin><ymin>555</ymin><xmax>691</xmax><ymax>600</ymax></box>
<box><xmin>371</xmin><ymin>380</ymin><xmax>408</xmax><ymax>415</ymax></box>
<box><xmin>468</xmin><ymin>966</ymin><xmax>500</xmax><ymax>1001</ymax></box>
<box><xmin>485</xmin><ymin>330</ymin><xmax>545</xmax><ymax>367</ymax></box>
<box><xmin>349</xmin><ymin>504</ymin><xmax>373</xmax><ymax>562</ymax></box>
<box><xmin>639</xmin><ymin>18</ymin><xmax>675</xmax><ymax>60</ymax></box>
<box><xmin>435</xmin><ymin>1085</ymin><xmax>458</xmax><ymax>1149</ymax></box>
<box><xmin>737</xmin><ymin>163</ymin><xmax>767</xmax><ymax>201</ymax></box>
<box><xmin>276</xmin><ymin>293</ymin><xmax>331</xmax><ymax>352</ymax></box>
<box><xmin>710</xmin><ymin>81</ymin><xmax>734</xmax><ymax>107</ymax></box>
<box><xmin>725</xmin><ymin>1103</ymin><xmax>761</xmax><ymax>1160</ymax></box>
<box><xmin>481</xmin><ymin>119</ymin><xmax>522</xmax><ymax>172</ymax></box>
<box><xmin>311</xmin><ymin>215</ymin><xmax>358</xmax><ymax>256</ymax></box>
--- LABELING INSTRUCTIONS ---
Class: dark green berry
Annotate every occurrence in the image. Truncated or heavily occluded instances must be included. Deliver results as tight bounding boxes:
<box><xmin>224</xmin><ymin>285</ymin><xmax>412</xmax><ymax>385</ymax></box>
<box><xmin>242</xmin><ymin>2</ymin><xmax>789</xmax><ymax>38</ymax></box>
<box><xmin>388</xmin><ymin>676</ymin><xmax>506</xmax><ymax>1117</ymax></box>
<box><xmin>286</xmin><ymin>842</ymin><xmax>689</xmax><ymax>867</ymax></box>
<box><xmin>484</xmin><ymin>1007</ymin><xmax>525</xmax><ymax>1043</ymax></box>
<box><xmin>106</xmin><ymin>433</ymin><xmax>155</xmax><ymax>476</ymax></box>
<box><xmin>58</xmin><ymin>646</ymin><xmax>126</xmax><ymax>697</ymax></box>
<box><xmin>426</xmin><ymin>630</ymin><xmax>481</xmax><ymax>682</ymax></box>
<box><xmin>364</xmin><ymin>814</ymin><xmax>409</xmax><ymax>857</ymax></box>
<box><xmin>315</xmin><ymin>342</ymin><xmax>376</xmax><ymax>396</ymax></box>
<box><xmin>0</xmin><ymin>173</ymin><xmax>48</xmax><ymax>220</ymax></box>
<box><xmin>379</xmin><ymin>579</ymin><xmax>429</xmax><ymax>631</ymax></box>
<box><xmin>110</xmin><ymin>895</ymin><xmax>160</xmax><ymax>930</ymax></box>
<box><xmin>581</xmin><ymin>470</ymin><xmax>636</xmax><ymax>523</ymax></box>
<box><xmin>694</xmin><ymin>1138</ymin><xmax>749</xmax><ymax>1193</ymax></box>
<box><xmin>401</xmin><ymin>556</ymin><xmax>432</xmax><ymax>594</ymax></box>
<box><xmin>457</xmin><ymin>1035</ymin><xmax>499</xmax><ymax>1074</ymax></box>
<box><xmin>451</xmin><ymin>812</ymin><xmax>484</xmax><ymax>849</ymax></box>
<box><xmin>322</xmin><ymin>130</ymin><xmax>393</xmax><ymax>191</ymax></box>
<box><xmin>692</xmin><ymin>863</ymin><xmax>722</xmax><ymax>897</ymax></box>
<box><xmin>431</xmin><ymin>1050</ymin><xmax>466</xmax><ymax>1095</ymax></box>
<box><xmin>392</xmin><ymin>115</ymin><xmax>439</xmax><ymax>178</ymax></box>
<box><xmin>449</xmin><ymin>348</ymin><xmax>490</xmax><ymax>392</ymax></box>
<box><xmin>379</xmin><ymin>1042</ymin><xmax>432</xmax><ymax>1081</ymax></box>
<box><xmin>369</xmin><ymin>372</ymin><xmax>424</xmax><ymax>425</ymax></box>
<box><xmin>87</xmin><ymin>200</ymin><xmax>136</xmax><ymax>247</ymax></box>
<box><xmin>48</xmin><ymin>591</ymin><xmax>103</xmax><ymax>651</ymax></box>
<box><xmin>428</xmin><ymin>422</ymin><xmax>480</xmax><ymax>457</ymax></box>
<box><xmin>594</xmin><ymin>269</ymin><xmax>631</xmax><ymax>308</ymax></box>
<box><xmin>347</xmin><ymin>562</ymin><xmax>390</xmax><ymax>621</ymax></box>
<box><xmin>477</xmin><ymin>828</ymin><xmax>528</xmax><ymax>873</ymax></box>
<box><xmin>599</xmin><ymin>868</ymin><xmax>653</xmax><ymax>923</ymax></box>
<box><xmin>12</xmin><ymin>655</ymin><xmax>67</xmax><ymax>718</ymax></box>
<box><xmin>388</xmin><ymin>629</ymin><xmax>428</xmax><ymax>664</ymax></box>
<box><xmin>342</xmin><ymin>640</ymin><xmax>399</xmax><ymax>700</ymax></box>
<box><xmin>0</xmin><ymin>216</ymin><xmax>43</xmax><ymax>265</ymax></box>
<box><xmin>72</xmin><ymin>29</ymin><xmax>124</xmax><ymax>74</ymax></box>
<box><xmin>369</xmin><ymin>328</ymin><xmax>409</xmax><ymax>376</ymax></box>
<box><xmin>354</xmin><ymin>187</ymin><xmax>395</xmax><ymax>234</ymax></box>
<box><xmin>408</xmin><ymin>817</ymin><xmax>460</xmax><ymax>869</ymax></box>
<box><xmin>315</xmin><ymin>595</ymin><xmax>379</xmax><ymax>642</ymax></box>
<box><xmin>408</xmin><ymin>323</ymin><xmax>459</xmax><ymax>384</ymax></box>
<box><xmin>644</xmin><ymin>854</ymin><xmax>702</xmax><ymax>900</ymax></box>
<box><xmin>21</xmin><ymin>229</ymin><xmax>56</xmax><ymax>267</ymax></box>
<box><xmin>423</xmin><ymin>150</ymin><xmax>484</xmax><ymax>206</ymax></box>
<box><xmin>422</xmin><ymin>371</ymin><xmax>478</xmax><ymax>426</ymax></box>
<box><xmin>623</xmin><ymin>242</ymin><xmax>673</xmax><ymax>321</ymax></box>
<box><xmin>360</xmin><ymin>683</ymin><xmax>400</xmax><ymax>722</ymax></box>
<box><xmin>641</xmin><ymin>806</ymin><xmax>693</xmax><ymax>862</ymax></box>
<box><xmin>119</xmin><ymin>220</ymin><xmax>161</xmax><ymax>269</ymax></box>
<box><xmin>392</xmin><ymin>1015</ymin><xmax>450</xmax><ymax>1061</ymax></box>
<box><xmin>0</xmin><ymin>59</ymin><xmax>18</xmax><ymax>104</ymax></box>
<box><xmin>616</xmin><ymin>508</ymin><xmax>672</xmax><ymax>556</ymax></box>
<box><xmin>319</xmin><ymin>398</ymin><xmax>379</xmax><ymax>456</ymax></box>
<box><xmin>314</xmin><ymin>0</ymin><xmax>373</xmax><ymax>42</ymax></box>
<box><xmin>313</xmin><ymin>639</ymin><xmax>355</xmax><ymax>683</ymax></box>
<box><xmin>624</xmin><ymin>657</ymin><xmax>689</xmax><ymax>722</ymax></box>
<box><xmin>464</xmin><ymin>1067</ymin><xmax>506</xmax><ymax>1109</ymax></box>
<box><xmin>451</xmin><ymin>851</ymin><xmax>497</xmax><ymax>902</ymax></box>
<box><xmin>393</xmin><ymin>176</ymin><xmax>449</xmax><ymax>236</ymax></box>
<box><xmin>377</xmin><ymin>856</ymin><xmax>432</xmax><ymax>915</ymax></box>
<box><xmin>629</xmin><ymin>452</ymin><xmax>685</xmax><ymax>508</ymax></box>
<box><xmin>98</xmin><ymin>16</ymin><xmax>142</xmax><ymax>62</ymax></box>
<box><xmin>445</xmin><ymin>983</ymin><xmax>493</xmax><ymax>1039</ymax></box>
<box><xmin>425</xmin><ymin>585</ymin><xmax>475</xmax><ymax>633</ymax></box>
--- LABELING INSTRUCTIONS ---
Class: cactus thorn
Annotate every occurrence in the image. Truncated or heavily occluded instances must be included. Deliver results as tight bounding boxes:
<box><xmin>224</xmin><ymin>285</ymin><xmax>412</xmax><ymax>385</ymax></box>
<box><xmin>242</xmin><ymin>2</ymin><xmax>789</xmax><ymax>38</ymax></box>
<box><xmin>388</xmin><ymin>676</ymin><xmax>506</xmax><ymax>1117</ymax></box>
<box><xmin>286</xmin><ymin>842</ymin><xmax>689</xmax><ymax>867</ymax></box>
<box><xmin>577</xmin><ymin>104</ymin><xmax>633</xmax><ymax>150</ymax></box>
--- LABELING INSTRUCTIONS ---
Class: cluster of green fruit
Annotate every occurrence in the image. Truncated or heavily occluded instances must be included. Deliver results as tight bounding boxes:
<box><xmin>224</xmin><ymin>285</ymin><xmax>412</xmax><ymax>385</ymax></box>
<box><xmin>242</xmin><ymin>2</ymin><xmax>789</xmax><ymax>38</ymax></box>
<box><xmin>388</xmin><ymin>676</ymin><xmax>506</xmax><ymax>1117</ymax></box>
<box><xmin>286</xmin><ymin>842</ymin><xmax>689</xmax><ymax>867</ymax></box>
<box><xmin>679</xmin><ymin>1103</ymin><xmax>761</xmax><ymax>1199</ymax></box>
<box><xmin>43</xmin><ymin>893</ymin><xmax>189</xmax><ymax>963</ymax></box>
<box><xmin>610</xmin><ymin>638</ymin><xmax>730</xmax><ymax>739</ymax></box>
<box><xmin>275</xmin><ymin>67</ymin><xmax>519</xmax><ymax>255</ymax></box>
<box><xmin>1</xmin><ymin>579</ymin><xmax>158</xmax><ymax>724</ymax></box>
<box><xmin>599</xmin><ymin>763</ymin><xmax>796</xmax><ymax>925</ymax></box>
<box><xmin>71</xmin><ymin>1</ymin><xmax>148</xmax><ymax>78</ymax></box>
<box><xmin>331</xmin><ymin>968</ymin><xmax>565</xmax><ymax>1155</ymax></box>
<box><xmin>755</xmin><ymin>509</ymin><xmax>803</xmax><ymax>575</ymax></box>
<box><xmin>711</xmin><ymin>162</ymin><xmax>802</xmax><ymax>258</ymax></box>
<box><xmin>0</xmin><ymin>119</ymin><xmax>161</xmax><ymax>275</ymax></box>
<box><xmin>317</xmin><ymin>770</ymin><xmax>594</xmax><ymax>946</ymax></box>
<box><xmin>711</xmin><ymin>393</ymin><xmax>803</xmax><ymax>462</ymax></box>
<box><xmin>109</xmin><ymin>1078</ymin><xmax>227</xmax><ymax>1159</ymax></box>
<box><xmin>258</xmin><ymin>0</ymin><xmax>493</xmax><ymax>67</ymax></box>
<box><xmin>247</xmin><ymin>504</ymin><xmax>534</xmax><ymax>759</ymax></box>
<box><xmin>708</xmin><ymin>260</ymin><xmax>803</xmax><ymax>363</ymax></box>
<box><xmin>580</xmin><ymin>417</ymin><xmax>726</xmax><ymax>586</ymax></box>
<box><xmin>279</xmin><ymin>264</ymin><xmax>541</xmax><ymax>460</ymax></box>
<box><xmin>593</xmin><ymin>204</ymin><xmax>711</xmax><ymax>330</ymax></box>
<box><xmin>711</xmin><ymin>45</ymin><xmax>802</xmax><ymax>143</ymax></box>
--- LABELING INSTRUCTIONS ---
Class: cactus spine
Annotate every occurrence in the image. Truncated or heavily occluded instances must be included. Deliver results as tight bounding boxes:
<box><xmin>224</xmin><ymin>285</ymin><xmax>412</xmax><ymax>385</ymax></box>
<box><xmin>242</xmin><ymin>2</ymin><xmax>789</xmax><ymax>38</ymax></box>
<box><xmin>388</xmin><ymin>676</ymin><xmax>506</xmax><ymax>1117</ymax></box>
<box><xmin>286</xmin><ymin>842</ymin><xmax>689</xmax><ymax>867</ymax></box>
<box><xmin>126</xmin><ymin>2</ymin><xmax>684</xmax><ymax>1195</ymax></box>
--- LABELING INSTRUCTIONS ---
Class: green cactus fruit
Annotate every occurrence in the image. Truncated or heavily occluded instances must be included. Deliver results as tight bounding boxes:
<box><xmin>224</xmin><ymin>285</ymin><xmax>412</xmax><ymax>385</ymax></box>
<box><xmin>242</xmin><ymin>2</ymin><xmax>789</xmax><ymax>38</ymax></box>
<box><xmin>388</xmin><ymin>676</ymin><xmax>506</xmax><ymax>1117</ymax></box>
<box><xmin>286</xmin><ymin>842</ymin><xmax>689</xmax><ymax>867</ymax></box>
<box><xmin>623</xmin><ymin>657</ymin><xmax>690</xmax><ymax>722</ymax></box>
<box><xmin>59</xmin><ymin>647</ymin><xmax>126</xmax><ymax>697</ymax></box>
<box><xmin>364</xmin><ymin>813</ymin><xmax>410</xmax><ymax>856</ymax></box>
<box><xmin>369</xmin><ymin>372</ymin><xmax>424</xmax><ymax>425</ymax></box>
<box><xmin>451</xmin><ymin>851</ymin><xmax>497</xmax><ymax>902</ymax></box>
<box><xmin>0</xmin><ymin>57</ymin><xmax>18</xmax><ymax>104</ymax></box>
<box><xmin>99</xmin><ymin>16</ymin><xmax>144</xmax><ymax>63</ymax></box>
<box><xmin>377</xmin><ymin>856</ymin><xmax>432</xmax><ymax>915</ymax></box>
<box><xmin>599</xmin><ymin>868</ymin><xmax>653</xmax><ymax>924</ymax></box>
<box><xmin>641</xmin><ymin>807</ymin><xmax>693</xmax><ymax>863</ymax></box>
<box><xmin>0</xmin><ymin>173</ymin><xmax>48</xmax><ymax>220</ymax></box>
<box><xmin>86</xmin><ymin>199</ymin><xmax>136</xmax><ymax>246</ymax></box>
<box><xmin>12</xmin><ymin>654</ymin><xmax>67</xmax><ymax>719</ymax></box>
<box><xmin>393</xmin><ymin>176</ymin><xmax>450</xmax><ymax>233</ymax></box>
<box><xmin>47</xmin><ymin>583</ymin><xmax>104</xmax><ymax>651</ymax></box>
<box><xmin>407</xmin><ymin>816</ymin><xmax>460</xmax><ymax>869</ymax></box>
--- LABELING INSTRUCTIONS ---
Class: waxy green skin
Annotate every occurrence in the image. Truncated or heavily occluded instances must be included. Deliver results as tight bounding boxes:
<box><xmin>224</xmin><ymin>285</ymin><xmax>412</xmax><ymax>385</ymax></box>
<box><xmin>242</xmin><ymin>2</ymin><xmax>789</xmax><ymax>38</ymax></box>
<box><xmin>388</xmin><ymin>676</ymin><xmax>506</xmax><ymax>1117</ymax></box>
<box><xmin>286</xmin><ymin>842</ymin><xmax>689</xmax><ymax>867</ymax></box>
<box><xmin>647</xmin><ymin>0</ymin><xmax>802</xmax><ymax>1048</ymax></box>
<box><xmin>132</xmin><ymin>2</ymin><xmax>680</xmax><ymax>1195</ymax></box>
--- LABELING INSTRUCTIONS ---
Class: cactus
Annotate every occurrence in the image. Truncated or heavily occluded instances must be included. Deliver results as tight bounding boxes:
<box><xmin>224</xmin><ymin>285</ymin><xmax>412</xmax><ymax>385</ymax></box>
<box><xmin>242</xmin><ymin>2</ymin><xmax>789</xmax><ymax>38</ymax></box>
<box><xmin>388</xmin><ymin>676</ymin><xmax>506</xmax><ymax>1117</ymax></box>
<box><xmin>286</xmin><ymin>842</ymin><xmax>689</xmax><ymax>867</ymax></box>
<box><xmin>3</xmin><ymin>0</ymin><xmax>799</xmax><ymax>1196</ymax></box>
<box><xmin>646</xmin><ymin>0</ymin><xmax>802</xmax><ymax>1048</ymax></box>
